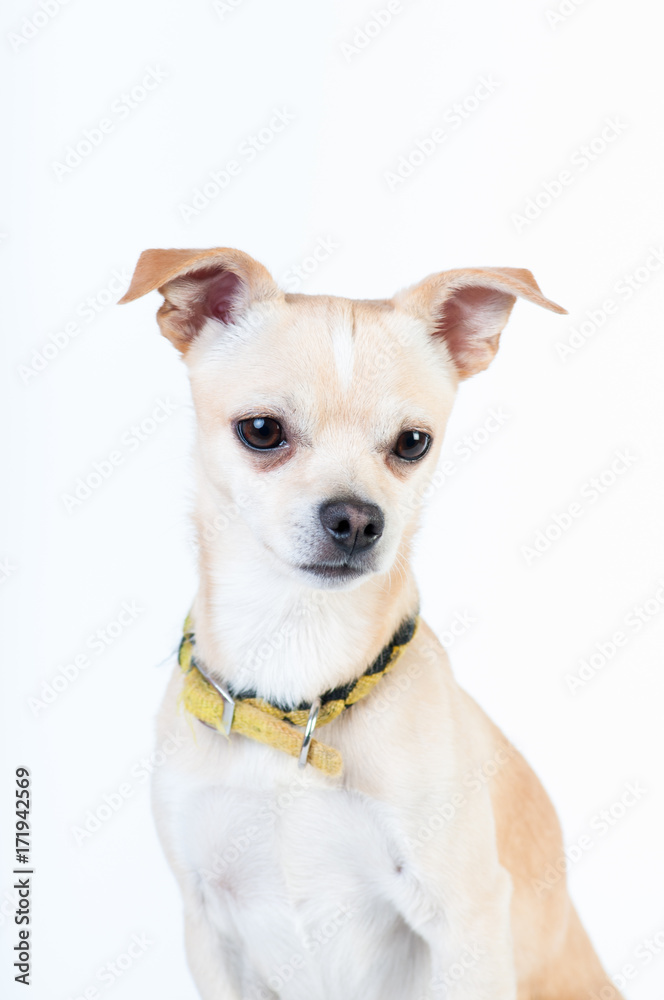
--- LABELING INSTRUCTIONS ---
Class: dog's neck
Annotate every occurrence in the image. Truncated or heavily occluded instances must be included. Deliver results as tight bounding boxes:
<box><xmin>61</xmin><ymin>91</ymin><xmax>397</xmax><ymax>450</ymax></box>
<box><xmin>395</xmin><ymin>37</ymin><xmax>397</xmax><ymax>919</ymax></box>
<box><xmin>190</xmin><ymin>485</ymin><xmax>419</xmax><ymax>707</ymax></box>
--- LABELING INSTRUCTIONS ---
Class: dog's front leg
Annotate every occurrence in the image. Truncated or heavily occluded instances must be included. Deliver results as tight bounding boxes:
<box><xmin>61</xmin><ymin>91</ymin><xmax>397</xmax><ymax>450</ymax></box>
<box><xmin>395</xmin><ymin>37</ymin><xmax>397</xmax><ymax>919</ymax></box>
<box><xmin>425</xmin><ymin>875</ymin><xmax>517</xmax><ymax>1000</ymax></box>
<box><xmin>182</xmin><ymin>893</ymin><xmax>247</xmax><ymax>1000</ymax></box>
<box><xmin>392</xmin><ymin>799</ymin><xmax>517</xmax><ymax>1000</ymax></box>
<box><xmin>403</xmin><ymin>878</ymin><xmax>517</xmax><ymax>1000</ymax></box>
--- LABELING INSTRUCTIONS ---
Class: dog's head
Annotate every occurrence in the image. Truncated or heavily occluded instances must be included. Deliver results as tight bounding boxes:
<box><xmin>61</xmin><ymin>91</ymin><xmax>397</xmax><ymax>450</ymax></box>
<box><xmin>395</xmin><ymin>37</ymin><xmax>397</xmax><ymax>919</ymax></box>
<box><xmin>121</xmin><ymin>248</ymin><xmax>564</xmax><ymax>590</ymax></box>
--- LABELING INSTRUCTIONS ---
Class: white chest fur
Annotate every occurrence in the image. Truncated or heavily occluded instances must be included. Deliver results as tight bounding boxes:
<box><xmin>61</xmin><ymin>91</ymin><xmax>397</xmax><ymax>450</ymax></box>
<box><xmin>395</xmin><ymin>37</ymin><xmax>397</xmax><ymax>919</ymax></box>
<box><xmin>154</xmin><ymin>731</ymin><xmax>439</xmax><ymax>1000</ymax></box>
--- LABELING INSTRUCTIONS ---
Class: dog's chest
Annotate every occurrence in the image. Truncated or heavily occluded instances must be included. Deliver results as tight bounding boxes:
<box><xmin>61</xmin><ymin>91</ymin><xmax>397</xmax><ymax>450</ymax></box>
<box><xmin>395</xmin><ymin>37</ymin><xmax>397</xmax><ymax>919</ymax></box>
<box><xmin>163</xmin><ymin>743</ymin><xmax>435</xmax><ymax>999</ymax></box>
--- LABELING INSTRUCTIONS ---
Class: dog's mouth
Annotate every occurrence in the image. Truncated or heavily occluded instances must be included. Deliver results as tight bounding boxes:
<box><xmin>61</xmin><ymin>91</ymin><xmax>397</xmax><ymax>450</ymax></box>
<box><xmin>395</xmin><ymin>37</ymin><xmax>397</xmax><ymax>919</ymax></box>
<box><xmin>298</xmin><ymin>561</ymin><xmax>369</xmax><ymax>582</ymax></box>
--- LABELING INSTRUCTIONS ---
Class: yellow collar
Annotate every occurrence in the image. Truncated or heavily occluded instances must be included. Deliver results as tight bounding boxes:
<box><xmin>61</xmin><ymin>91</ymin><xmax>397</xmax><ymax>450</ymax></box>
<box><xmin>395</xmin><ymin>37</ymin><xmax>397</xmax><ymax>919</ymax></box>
<box><xmin>178</xmin><ymin>615</ymin><xmax>419</xmax><ymax>777</ymax></box>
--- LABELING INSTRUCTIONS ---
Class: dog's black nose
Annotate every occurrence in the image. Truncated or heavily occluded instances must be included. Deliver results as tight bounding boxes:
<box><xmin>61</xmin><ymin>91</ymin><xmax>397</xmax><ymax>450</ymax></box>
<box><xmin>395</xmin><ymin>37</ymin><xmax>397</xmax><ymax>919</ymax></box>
<box><xmin>319</xmin><ymin>499</ymin><xmax>384</xmax><ymax>554</ymax></box>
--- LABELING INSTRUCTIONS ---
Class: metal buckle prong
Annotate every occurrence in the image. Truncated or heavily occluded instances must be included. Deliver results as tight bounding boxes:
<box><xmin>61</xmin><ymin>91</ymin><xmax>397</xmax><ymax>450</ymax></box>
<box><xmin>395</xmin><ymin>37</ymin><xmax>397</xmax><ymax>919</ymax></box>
<box><xmin>298</xmin><ymin>697</ymin><xmax>321</xmax><ymax>769</ymax></box>
<box><xmin>195</xmin><ymin>661</ymin><xmax>236</xmax><ymax>736</ymax></box>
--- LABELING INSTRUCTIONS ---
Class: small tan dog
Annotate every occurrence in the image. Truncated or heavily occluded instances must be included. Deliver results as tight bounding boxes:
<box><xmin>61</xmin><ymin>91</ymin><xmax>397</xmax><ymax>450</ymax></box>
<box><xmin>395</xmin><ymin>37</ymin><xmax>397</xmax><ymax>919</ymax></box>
<box><xmin>121</xmin><ymin>249</ymin><xmax>621</xmax><ymax>1000</ymax></box>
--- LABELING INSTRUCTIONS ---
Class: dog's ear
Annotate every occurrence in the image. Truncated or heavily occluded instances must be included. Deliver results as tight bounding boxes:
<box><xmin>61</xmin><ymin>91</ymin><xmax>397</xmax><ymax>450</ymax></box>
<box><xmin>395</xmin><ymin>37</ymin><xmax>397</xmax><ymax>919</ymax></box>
<box><xmin>393</xmin><ymin>267</ymin><xmax>566</xmax><ymax>379</ymax></box>
<box><xmin>119</xmin><ymin>247</ymin><xmax>281</xmax><ymax>352</ymax></box>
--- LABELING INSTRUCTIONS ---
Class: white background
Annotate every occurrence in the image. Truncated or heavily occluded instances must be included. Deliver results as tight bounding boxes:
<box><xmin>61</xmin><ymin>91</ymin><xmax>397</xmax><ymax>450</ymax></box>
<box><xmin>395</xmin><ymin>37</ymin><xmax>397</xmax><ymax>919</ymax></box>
<box><xmin>2</xmin><ymin>0</ymin><xmax>663</xmax><ymax>997</ymax></box>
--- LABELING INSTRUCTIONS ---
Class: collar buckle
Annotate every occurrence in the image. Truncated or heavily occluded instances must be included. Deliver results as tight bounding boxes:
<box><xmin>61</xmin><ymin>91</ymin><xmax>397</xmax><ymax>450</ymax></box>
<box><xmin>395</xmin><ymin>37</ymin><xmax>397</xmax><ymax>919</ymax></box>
<box><xmin>298</xmin><ymin>697</ymin><xmax>321</xmax><ymax>769</ymax></box>
<box><xmin>194</xmin><ymin>661</ymin><xmax>235</xmax><ymax>735</ymax></box>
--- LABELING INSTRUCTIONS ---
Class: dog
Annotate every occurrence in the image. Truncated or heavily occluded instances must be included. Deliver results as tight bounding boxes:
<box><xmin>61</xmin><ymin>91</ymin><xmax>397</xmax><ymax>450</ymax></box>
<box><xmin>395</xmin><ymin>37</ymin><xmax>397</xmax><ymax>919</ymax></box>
<box><xmin>120</xmin><ymin>248</ymin><xmax>621</xmax><ymax>1000</ymax></box>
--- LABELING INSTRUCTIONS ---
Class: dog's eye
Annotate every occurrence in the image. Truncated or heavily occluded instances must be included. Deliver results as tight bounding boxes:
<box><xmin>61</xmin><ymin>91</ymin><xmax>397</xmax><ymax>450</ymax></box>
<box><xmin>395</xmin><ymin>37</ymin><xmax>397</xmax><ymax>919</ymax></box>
<box><xmin>394</xmin><ymin>430</ymin><xmax>431</xmax><ymax>461</ymax></box>
<box><xmin>237</xmin><ymin>417</ymin><xmax>285</xmax><ymax>450</ymax></box>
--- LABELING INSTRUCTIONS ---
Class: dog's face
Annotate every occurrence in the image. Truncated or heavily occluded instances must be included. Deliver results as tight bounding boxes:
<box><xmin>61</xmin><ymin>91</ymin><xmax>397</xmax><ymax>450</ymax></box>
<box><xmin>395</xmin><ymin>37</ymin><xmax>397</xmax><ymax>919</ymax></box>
<box><xmin>122</xmin><ymin>249</ymin><xmax>564</xmax><ymax>590</ymax></box>
<box><xmin>187</xmin><ymin>293</ymin><xmax>455</xmax><ymax>589</ymax></box>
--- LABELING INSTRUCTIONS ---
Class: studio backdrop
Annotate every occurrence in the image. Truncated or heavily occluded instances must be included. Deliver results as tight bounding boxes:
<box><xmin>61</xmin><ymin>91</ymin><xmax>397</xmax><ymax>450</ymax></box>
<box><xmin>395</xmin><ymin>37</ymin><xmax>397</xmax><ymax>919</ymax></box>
<box><xmin>2</xmin><ymin>1</ymin><xmax>663</xmax><ymax>998</ymax></box>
